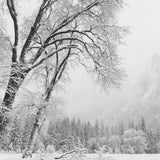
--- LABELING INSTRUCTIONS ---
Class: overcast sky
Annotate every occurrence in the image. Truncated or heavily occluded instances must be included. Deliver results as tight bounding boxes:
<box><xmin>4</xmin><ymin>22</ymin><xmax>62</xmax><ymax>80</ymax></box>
<box><xmin>59</xmin><ymin>0</ymin><xmax>160</xmax><ymax>122</ymax></box>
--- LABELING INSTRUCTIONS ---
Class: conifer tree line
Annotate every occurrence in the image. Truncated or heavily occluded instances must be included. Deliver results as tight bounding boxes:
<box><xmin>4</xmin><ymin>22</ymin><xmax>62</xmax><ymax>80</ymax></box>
<box><xmin>1</xmin><ymin>115</ymin><xmax>160</xmax><ymax>154</ymax></box>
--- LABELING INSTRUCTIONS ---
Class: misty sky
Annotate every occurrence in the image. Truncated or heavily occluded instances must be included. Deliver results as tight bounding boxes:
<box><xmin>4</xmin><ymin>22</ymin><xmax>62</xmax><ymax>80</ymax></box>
<box><xmin>59</xmin><ymin>0</ymin><xmax>160</xmax><ymax>122</ymax></box>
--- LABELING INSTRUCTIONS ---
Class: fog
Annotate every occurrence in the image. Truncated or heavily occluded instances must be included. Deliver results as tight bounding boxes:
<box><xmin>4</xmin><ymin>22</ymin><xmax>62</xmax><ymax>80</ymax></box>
<box><xmin>2</xmin><ymin>0</ymin><xmax>160</xmax><ymax>124</ymax></box>
<box><xmin>60</xmin><ymin>0</ymin><xmax>160</xmax><ymax>123</ymax></box>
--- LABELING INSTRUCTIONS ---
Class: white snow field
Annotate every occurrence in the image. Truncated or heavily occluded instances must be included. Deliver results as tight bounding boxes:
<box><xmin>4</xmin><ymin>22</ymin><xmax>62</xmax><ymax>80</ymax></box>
<box><xmin>1</xmin><ymin>154</ymin><xmax>160</xmax><ymax>160</ymax></box>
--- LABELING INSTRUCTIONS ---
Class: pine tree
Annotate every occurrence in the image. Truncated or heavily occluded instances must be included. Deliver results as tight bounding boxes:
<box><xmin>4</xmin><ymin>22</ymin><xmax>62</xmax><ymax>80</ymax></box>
<box><xmin>101</xmin><ymin>121</ymin><xmax>105</xmax><ymax>137</ymax></box>
<box><xmin>76</xmin><ymin>118</ymin><xmax>81</xmax><ymax>138</ymax></box>
<box><xmin>83</xmin><ymin>123</ymin><xmax>90</xmax><ymax>148</ymax></box>
<box><xmin>87</xmin><ymin>121</ymin><xmax>92</xmax><ymax>139</ymax></box>
<box><xmin>61</xmin><ymin>118</ymin><xmax>71</xmax><ymax>139</ymax></box>
<box><xmin>105</xmin><ymin>126</ymin><xmax>110</xmax><ymax>140</ymax></box>
<box><xmin>111</xmin><ymin>126</ymin><xmax>115</xmax><ymax>136</ymax></box>
<box><xmin>118</xmin><ymin>121</ymin><xmax>124</xmax><ymax>136</ymax></box>
<box><xmin>94</xmin><ymin>119</ymin><xmax>100</xmax><ymax>141</ymax></box>
<box><xmin>71</xmin><ymin>118</ymin><xmax>76</xmax><ymax>138</ymax></box>
<box><xmin>79</xmin><ymin>127</ymin><xmax>85</xmax><ymax>147</ymax></box>
<box><xmin>141</xmin><ymin>117</ymin><xmax>146</xmax><ymax>133</ymax></box>
<box><xmin>128</xmin><ymin>120</ymin><xmax>135</xmax><ymax>129</ymax></box>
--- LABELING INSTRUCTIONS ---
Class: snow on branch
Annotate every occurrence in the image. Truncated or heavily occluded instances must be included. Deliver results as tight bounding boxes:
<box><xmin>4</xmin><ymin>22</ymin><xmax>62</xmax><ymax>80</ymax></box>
<box><xmin>6</xmin><ymin>0</ymin><xmax>18</xmax><ymax>62</ymax></box>
<box><xmin>20</xmin><ymin>0</ymin><xmax>58</xmax><ymax>63</ymax></box>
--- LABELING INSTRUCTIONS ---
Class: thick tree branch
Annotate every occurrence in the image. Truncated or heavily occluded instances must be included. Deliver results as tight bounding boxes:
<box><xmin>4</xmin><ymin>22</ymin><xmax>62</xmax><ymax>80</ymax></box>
<box><xmin>50</xmin><ymin>29</ymin><xmax>102</xmax><ymax>52</ymax></box>
<box><xmin>44</xmin><ymin>45</ymin><xmax>72</xmax><ymax>101</ymax></box>
<box><xmin>30</xmin><ymin>0</ymin><xmax>101</xmax><ymax>64</ymax></box>
<box><xmin>43</xmin><ymin>33</ymin><xmax>74</xmax><ymax>100</ymax></box>
<box><xmin>7</xmin><ymin>0</ymin><xmax>18</xmax><ymax>62</ymax></box>
<box><xmin>20</xmin><ymin>0</ymin><xmax>58</xmax><ymax>63</ymax></box>
<box><xmin>44</xmin><ymin>37</ymin><xmax>86</xmax><ymax>47</ymax></box>
<box><xmin>30</xmin><ymin>45</ymin><xmax>77</xmax><ymax>69</ymax></box>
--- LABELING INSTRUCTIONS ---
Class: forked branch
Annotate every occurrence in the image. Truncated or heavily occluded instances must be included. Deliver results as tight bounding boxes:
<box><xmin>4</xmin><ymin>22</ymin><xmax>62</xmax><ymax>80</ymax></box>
<box><xmin>20</xmin><ymin>0</ymin><xmax>58</xmax><ymax>63</ymax></box>
<box><xmin>31</xmin><ymin>44</ymin><xmax>77</xmax><ymax>69</ymax></box>
<box><xmin>31</xmin><ymin>0</ymin><xmax>102</xmax><ymax>64</ymax></box>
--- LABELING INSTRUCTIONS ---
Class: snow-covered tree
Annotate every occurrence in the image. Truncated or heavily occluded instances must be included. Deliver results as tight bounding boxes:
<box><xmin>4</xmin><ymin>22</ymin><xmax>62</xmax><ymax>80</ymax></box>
<box><xmin>99</xmin><ymin>137</ymin><xmax>108</xmax><ymax>148</ymax></box>
<box><xmin>122</xmin><ymin>129</ymin><xmax>147</xmax><ymax>153</ymax></box>
<box><xmin>94</xmin><ymin>119</ymin><xmax>100</xmax><ymax>141</ymax></box>
<box><xmin>0</xmin><ymin>0</ymin><xmax>126</xmax><ymax>133</ymax></box>
<box><xmin>88</xmin><ymin>137</ymin><xmax>99</xmax><ymax>153</ymax></box>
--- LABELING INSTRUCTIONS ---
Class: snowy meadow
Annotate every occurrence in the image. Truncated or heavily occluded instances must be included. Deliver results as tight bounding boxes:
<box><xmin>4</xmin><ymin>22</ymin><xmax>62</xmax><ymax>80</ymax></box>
<box><xmin>1</xmin><ymin>154</ymin><xmax>160</xmax><ymax>160</ymax></box>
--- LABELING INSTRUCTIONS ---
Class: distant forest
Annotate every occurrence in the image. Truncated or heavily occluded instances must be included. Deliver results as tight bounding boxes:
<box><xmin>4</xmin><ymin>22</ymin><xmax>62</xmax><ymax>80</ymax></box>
<box><xmin>1</xmin><ymin>116</ymin><xmax>160</xmax><ymax>154</ymax></box>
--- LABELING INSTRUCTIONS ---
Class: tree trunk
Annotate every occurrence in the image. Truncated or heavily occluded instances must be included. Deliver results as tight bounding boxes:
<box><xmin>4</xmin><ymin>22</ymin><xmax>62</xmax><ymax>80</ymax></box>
<box><xmin>22</xmin><ymin>117</ymin><xmax>39</xmax><ymax>158</ymax></box>
<box><xmin>22</xmin><ymin>66</ymin><xmax>54</xmax><ymax>158</ymax></box>
<box><xmin>22</xmin><ymin>107</ymin><xmax>44</xmax><ymax>158</ymax></box>
<box><xmin>0</xmin><ymin>63</ymin><xmax>29</xmax><ymax>133</ymax></box>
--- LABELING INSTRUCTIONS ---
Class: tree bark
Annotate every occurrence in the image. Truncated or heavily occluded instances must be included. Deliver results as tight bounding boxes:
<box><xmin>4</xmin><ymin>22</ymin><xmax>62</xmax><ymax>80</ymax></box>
<box><xmin>22</xmin><ymin>107</ymin><xmax>44</xmax><ymax>158</ymax></box>
<box><xmin>0</xmin><ymin>63</ymin><xmax>29</xmax><ymax>133</ymax></box>
<box><xmin>22</xmin><ymin>84</ymin><xmax>53</xmax><ymax>158</ymax></box>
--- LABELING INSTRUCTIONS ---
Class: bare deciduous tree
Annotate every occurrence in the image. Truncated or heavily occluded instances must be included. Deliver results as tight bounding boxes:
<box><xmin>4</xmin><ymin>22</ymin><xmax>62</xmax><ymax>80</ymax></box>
<box><xmin>0</xmin><ymin>0</ymin><xmax>126</xmax><ymax>132</ymax></box>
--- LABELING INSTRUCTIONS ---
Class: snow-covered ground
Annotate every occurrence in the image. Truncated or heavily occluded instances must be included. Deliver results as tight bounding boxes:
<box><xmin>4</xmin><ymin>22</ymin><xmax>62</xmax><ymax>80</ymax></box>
<box><xmin>86</xmin><ymin>154</ymin><xmax>160</xmax><ymax>160</ymax></box>
<box><xmin>1</xmin><ymin>154</ymin><xmax>160</xmax><ymax>160</ymax></box>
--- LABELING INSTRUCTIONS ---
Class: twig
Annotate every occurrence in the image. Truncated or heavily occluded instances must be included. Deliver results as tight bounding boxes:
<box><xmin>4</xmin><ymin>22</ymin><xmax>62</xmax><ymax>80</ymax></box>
<box><xmin>54</xmin><ymin>150</ymin><xmax>76</xmax><ymax>159</ymax></box>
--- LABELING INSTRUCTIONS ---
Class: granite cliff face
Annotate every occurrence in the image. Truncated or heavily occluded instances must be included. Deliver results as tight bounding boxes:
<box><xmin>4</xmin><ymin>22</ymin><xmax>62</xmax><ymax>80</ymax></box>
<box><xmin>106</xmin><ymin>53</ymin><xmax>160</xmax><ymax>126</ymax></box>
